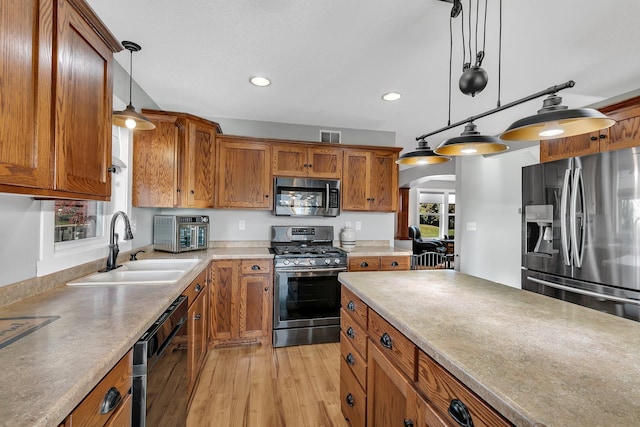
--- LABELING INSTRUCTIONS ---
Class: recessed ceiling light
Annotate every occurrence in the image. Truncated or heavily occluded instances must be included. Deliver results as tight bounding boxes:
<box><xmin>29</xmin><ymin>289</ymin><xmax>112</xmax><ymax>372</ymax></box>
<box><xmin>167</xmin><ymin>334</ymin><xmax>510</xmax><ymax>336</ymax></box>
<box><xmin>382</xmin><ymin>92</ymin><xmax>402</xmax><ymax>101</ymax></box>
<box><xmin>250</xmin><ymin>76</ymin><xmax>271</xmax><ymax>87</ymax></box>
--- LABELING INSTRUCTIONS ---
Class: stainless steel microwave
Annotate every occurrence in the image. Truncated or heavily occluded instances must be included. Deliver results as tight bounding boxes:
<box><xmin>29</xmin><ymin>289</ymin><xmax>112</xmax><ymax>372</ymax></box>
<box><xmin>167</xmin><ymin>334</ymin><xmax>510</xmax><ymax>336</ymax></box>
<box><xmin>273</xmin><ymin>177</ymin><xmax>340</xmax><ymax>217</ymax></box>
<box><xmin>153</xmin><ymin>215</ymin><xmax>209</xmax><ymax>253</ymax></box>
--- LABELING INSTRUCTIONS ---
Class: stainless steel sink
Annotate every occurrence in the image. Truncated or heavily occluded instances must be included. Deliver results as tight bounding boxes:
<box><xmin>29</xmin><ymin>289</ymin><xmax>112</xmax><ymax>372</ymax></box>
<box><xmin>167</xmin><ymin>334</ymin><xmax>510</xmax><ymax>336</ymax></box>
<box><xmin>67</xmin><ymin>258</ymin><xmax>200</xmax><ymax>286</ymax></box>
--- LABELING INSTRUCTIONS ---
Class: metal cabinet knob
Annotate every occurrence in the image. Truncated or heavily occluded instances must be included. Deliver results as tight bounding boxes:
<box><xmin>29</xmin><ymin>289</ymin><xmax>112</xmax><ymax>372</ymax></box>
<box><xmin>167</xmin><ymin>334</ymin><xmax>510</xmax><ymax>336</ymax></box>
<box><xmin>380</xmin><ymin>332</ymin><xmax>393</xmax><ymax>349</ymax></box>
<box><xmin>346</xmin><ymin>353</ymin><xmax>355</xmax><ymax>365</ymax></box>
<box><xmin>346</xmin><ymin>327</ymin><xmax>355</xmax><ymax>338</ymax></box>
<box><xmin>194</xmin><ymin>314</ymin><xmax>201</xmax><ymax>321</ymax></box>
<box><xmin>195</xmin><ymin>284</ymin><xmax>201</xmax><ymax>292</ymax></box>
<box><xmin>347</xmin><ymin>301</ymin><xmax>355</xmax><ymax>311</ymax></box>
<box><xmin>345</xmin><ymin>393</ymin><xmax>355</xmax><ymax>407</ymax></box>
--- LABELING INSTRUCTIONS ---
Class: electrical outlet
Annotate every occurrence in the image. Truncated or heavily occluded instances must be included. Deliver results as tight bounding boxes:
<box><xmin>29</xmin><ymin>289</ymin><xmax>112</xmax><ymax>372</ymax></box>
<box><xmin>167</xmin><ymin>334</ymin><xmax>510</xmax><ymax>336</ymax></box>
<box><xmin>130</xmin><ymin>220</ymin><xmax>137</xmax><ymax>233</ymax></box>
<box><xmin>239</xmin><ymin>220</ymin><xmax>245</xmax><ymax>230</ymax></box>
<box><xmin>466</xmin><ymin>222</ymin><xmax>477</xmax><ymax>231</ymax></box>
<box><xmin>345</xmin><ymin>221</ymin><xmax>352</xmax><ymax>228</ymax></box>
<box><xmin>355</xmin><ymin>221</ymin><xmax>362</xmax><ymax>231</ymax></box>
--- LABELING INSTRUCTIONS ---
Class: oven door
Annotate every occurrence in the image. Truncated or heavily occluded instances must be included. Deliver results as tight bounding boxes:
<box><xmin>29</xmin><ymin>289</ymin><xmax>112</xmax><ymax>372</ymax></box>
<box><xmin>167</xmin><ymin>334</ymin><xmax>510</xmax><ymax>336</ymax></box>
<box><xmin>274</xmin><ymin>268</ymin><xmax>345</xmax><ymax>329</ymax></box>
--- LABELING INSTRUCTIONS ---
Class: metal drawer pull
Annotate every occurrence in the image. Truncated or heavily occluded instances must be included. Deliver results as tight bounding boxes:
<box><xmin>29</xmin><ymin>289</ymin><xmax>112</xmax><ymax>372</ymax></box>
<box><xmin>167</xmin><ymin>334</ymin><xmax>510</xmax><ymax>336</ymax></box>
<box><xmin>391</xmin><ymin>261</ymin><xmax>399</xmax><ymax>267</ymax></box>
<box><xmin>360</xmin><ymin>262</ymin><xmax>369</xmax><ymax>267</ymax></box>
<box><xmin>404</xmin><ymin>420</ymin><xmax>414</xmax><ymax>427</ymax></box>
<box><xmin>380</xmin><ymin>332</ymin><xmax>393</xmax><ymax>349</ymax></box>
<box><xmin>194</xmin><ymin>314</ymin><xmax>201</xmax><ymax>321</ymax></box>
<box><xmin>100</xmin><ymin>387</ymin><xmax>122</xmax><ymax>415</ymax></box>
<box><xmin>345</xmin><ymin>353</ymin><xmax>355</xmax><ymax>365</ymax></box>
<box><xmin>345</xmin><ymin>393</ymin><xmax>355</xmax><ymax>407</ymax></box>
<box><xmin>448</xmin><ymin>399</ymin><xmax>474</xmax><ymax>427</ymax></box>
<box><xmin>347</xmin><ymin>301</ymin><xmax>355</xmax><ymax>311</ymax></box>
<box><xmin>195</xmin><ymin>284</ymin><xmax>201</xmax><ymax>292</ymax></box>
<box><xmin>346</xmin><ymin>327</ymin><xmax>355</xmax><ymax>338</ymax></box>
<box><xmin>251</xmin><ymin>265</ymin><xmax>261</xmax><ymax>270</ymax></box>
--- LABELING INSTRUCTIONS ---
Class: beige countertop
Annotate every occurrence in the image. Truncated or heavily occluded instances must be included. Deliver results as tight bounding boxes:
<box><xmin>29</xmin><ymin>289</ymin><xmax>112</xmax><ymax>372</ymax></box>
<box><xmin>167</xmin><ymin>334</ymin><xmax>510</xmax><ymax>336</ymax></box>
<box><xmin>0</xmin><ymin>246</ymin><xmax>272</xmax><ymax>427</ymax></box>
<box><xmin>338</xmin><ymin>270</ymin><xmax>640</xmax><ymax>427</ymax></box>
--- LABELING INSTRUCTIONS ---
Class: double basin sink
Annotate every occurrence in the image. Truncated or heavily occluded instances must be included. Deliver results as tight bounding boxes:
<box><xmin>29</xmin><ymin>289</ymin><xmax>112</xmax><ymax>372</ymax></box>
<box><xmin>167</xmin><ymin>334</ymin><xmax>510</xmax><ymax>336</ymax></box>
<box><xmin>67</xmin><ymin>259</ymin><xmax>201</xmax><ymax>286</ymax></box>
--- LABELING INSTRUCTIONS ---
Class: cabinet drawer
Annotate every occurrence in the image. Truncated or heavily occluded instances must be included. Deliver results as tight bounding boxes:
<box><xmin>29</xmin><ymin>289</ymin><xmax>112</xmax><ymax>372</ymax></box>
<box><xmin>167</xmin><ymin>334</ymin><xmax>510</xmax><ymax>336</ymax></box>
<box><xmin>341</xmin><ymin>285</ymin><xmax>367</xmax><ymax>329</ymax></box>
<box><xmin>417</xmin><ymin>351</ymin><xmax>512</xmax><ymax>427</ymax></box>
<box><xmin>67</xmin><ymin>350</ymin><xmax>132</xmax><ymax>427</ymax></box>
<box><xmin>340</xmin><ymin>308</ymin><xmax>368</xmax><ymax>359</ymax></box>
<box><xmin>379</xmin><ymin>256</ymin><xmax>410</xmax><ymax>271</ymax></box>
<box><xmin>240</xmin><ymin>259</ymin><xmax>272</xmax><ymax>275</ymax></box>
<box><xmin>348</xmin><ymin>257</ymin><xmax>380</xmax><ymax>271</ymax></box>
<box><xmin>368</xmin><ymin>309</ymin><xmax>416</xmax><ymax>381</ymax></box>
<box><xmin>340</xmin><ymin>331</ymin><xmax>367</xmax><ymax>390</ymax></box>
<box><xmin>182</xmin><ymin>268</ymin><xmax>207</xmax><ymax>307</ymax></box>
<box><xmin>104</xmin><ymin>393</ymin><xmax>132</xmax><ymax>427</ymax></box>
<box><xmin>340</xmin><ymin>357</ymin><xmax>366</xmax><ymax>427</ymax></box>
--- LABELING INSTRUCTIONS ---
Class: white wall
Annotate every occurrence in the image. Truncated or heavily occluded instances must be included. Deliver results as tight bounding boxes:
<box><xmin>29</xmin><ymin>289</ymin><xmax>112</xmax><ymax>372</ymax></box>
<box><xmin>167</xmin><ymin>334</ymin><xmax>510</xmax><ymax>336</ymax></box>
<box><xmin>456</xmin><ymin>146</ymin><xmax>539</xmax><ymax>288</ymax></box>
<box><xmin>0</xmin><ymin>195</ymin><xmax>40</xmax><ymax>285</ymax></box>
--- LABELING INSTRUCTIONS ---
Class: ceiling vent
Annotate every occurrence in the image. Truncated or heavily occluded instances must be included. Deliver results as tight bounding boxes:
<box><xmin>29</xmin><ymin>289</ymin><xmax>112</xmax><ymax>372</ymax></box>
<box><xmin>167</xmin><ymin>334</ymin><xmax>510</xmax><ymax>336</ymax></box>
<box><xmin>320</xmin><ymin>130</ymin><xmax>341</xmax><ymax>144</ymax></box>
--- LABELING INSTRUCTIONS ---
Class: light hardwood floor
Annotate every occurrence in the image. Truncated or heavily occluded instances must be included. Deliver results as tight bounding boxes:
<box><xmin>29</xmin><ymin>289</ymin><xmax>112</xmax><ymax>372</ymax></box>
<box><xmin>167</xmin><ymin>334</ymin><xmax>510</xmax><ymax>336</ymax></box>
<box><xmin>187</xmin><ymin>343</ymin><xmax>350</xmax><ymax>427</ymax></box>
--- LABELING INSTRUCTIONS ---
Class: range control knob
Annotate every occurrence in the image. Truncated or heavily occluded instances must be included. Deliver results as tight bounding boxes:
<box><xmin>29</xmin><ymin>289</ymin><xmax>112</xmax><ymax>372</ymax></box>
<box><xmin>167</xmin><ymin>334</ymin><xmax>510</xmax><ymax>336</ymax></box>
<box><xmin>334</xmin><ymin>259</ymin><xmax>341</xmax><ymax>264</ymax></box>
<box><xmin>283</xmin><ymin>260</ymin><xmax>290</xmax><ymax>265</ymax></box>
<box><xmin>309</xmin><ymin>259</ymin><xmax>316</xmax><ymax>265</ymax></box>
<box><xmin>324</xmin><ymin>259</ymin><xmax>331</xmax><ymax>265</ymax></box>
<box><xmin>294</xmin><ymin>259</ymin><xmax>300</xmax><ymax>265</ymax></box>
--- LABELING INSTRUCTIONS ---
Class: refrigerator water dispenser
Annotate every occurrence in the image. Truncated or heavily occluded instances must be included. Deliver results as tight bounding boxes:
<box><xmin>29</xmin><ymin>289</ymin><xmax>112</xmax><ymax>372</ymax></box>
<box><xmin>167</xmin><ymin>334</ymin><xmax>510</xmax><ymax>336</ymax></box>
<box><xmin>525</xmin><ymin>205</ymin><xmax>554</xmax><ymax>256</ymax></box>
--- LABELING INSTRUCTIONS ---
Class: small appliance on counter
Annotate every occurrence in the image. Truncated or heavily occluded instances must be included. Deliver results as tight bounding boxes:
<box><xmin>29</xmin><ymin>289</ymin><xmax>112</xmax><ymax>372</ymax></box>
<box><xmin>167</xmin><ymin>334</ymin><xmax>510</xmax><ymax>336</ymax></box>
<box><xmin>153</xmin><ymin>215</ymin><xmax>209</xmax><ymax>253</ymax></box>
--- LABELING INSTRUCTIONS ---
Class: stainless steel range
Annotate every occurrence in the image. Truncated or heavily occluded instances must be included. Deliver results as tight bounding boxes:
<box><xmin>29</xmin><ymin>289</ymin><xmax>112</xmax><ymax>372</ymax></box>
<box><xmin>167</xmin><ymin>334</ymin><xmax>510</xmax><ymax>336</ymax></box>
<box><xmin>271</xmin><ymin>226</ymin><xmax>347</xmax><ymax>347</ymax></box>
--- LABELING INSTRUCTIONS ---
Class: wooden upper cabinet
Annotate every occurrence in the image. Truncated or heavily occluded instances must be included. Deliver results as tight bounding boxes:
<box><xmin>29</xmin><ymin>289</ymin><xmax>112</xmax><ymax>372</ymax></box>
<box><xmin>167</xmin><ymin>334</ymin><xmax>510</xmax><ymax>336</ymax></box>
<box><xmin>132</xmin><ymin>110</ymin><xmax>219</xmax><ymax>208</ymax></box>
<box><xmin>342</xmin><ymin>148</ymin><xmax>399</xmax><ymax>212</ymax></box>
<box><xmin>217</xmin><ymin>136</ymin><xmax>272</xmax><ymax>209</ymax></box>
<box><xmin>540</xmin><ymin>97</ymin><xmax>640</xmax><ymax>162</ymax></box>
<box><xmin>0</xmin><ymin>0</ymin><xmax>120</xmax><ymax>200</ymax></box>
<box><xmin>0</xmin><ymin>0</ymin><xmax>53</xmax><ymax>190</ymax></box>
<box><xmin>272</xmin><ymin>143</ymin><xmax>342</xmax><ymax>179</ymax></box>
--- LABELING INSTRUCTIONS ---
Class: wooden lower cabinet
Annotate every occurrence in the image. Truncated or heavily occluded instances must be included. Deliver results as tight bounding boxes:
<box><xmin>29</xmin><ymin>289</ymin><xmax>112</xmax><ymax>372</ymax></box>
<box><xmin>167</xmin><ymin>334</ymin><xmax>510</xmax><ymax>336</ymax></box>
<box><xmin>348</xmin><ymin>256</ymin><xmax>410</xmax><ymax>272</ymax></box>
<box><xmin>64</xmin><ymin>350</ymin><xmax>132</xmax><ymax>427</ymax></box>
<box><xmin>209</xmin><ymin>258</ymin><xmax>272</xmax><ymax>346</ymax></box>
<box><xmin>340</xmin><ymin>285</ymin><xmax>513</xmax><ymax>427</ymax></box>
<box><xmin>184</xmin><ymin>268</ymin><xmax>208</xmax><ymax>397</ymax></box>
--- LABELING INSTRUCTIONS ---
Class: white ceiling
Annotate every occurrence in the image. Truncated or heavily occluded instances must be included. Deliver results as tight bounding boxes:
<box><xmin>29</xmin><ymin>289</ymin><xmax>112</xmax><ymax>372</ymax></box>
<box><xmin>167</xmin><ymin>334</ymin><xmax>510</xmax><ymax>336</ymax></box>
<box><xmin>87</xmin><ymin>0</ymin><xmax>640</xmax><ymax>156</ymax></box>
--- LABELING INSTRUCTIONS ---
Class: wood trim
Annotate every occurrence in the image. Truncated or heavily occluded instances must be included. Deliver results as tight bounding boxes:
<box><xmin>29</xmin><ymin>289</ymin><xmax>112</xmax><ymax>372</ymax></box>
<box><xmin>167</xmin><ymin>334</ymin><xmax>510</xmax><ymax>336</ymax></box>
<box><xmin>396</xmin><ymin>188</ymin><xmax>410</xmax><ymax>240</ymax></box>
<box><xmin>65</xmin><ymin>0</ymin><xmax>122</xmax><ymax>52</ymax></box>
<box><xmin>215</xmin><ymin>133</ymin><xmax>402</xmax><ymax>153</ymax></box>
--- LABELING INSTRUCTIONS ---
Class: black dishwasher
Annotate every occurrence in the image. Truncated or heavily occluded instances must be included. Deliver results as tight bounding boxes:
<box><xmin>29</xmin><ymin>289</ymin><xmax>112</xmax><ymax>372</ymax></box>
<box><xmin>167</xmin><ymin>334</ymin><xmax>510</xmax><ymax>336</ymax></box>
<box><xmin>132</xmin><ymin>295</ymin><xmax>188</xmax><ymax>427</ymax></box>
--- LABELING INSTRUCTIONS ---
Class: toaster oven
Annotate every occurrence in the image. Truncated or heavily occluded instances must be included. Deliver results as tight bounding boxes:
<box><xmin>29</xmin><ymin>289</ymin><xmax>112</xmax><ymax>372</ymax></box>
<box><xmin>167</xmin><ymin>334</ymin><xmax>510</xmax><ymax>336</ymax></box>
<box><xmin>153</xmin><ymin>215</ymin><xmax>209</xmax><ymax>253</ymax></box>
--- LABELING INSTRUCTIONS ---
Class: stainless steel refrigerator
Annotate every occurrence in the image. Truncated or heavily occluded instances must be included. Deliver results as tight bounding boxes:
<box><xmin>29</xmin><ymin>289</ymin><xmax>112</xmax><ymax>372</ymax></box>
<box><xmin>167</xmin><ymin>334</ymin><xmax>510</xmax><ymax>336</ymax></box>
<box><xmin>522</xmin><ymin>146</ymin><xmax>640</xmax><ymax>321</ymax></box>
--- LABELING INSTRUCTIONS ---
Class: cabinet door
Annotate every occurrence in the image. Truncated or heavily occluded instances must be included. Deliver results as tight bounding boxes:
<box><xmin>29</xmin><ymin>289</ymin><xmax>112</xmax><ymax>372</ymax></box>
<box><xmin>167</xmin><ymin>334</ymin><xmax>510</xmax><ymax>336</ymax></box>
<box><xmin>210</xmin><ymin>260</ymin><xmax>238</xmax><ymax>341</ymax></box>
<box><xmin>367</xmin><ymin>343</ymin><xmax>414</xmax><ymax>427</ymax></box>
<box><xmin>343</xmin><ymin>150</ymin><xmax>371</xmax><ymax>210</ymax></box>
<box><xmin>55</xmin><ymin>0</ymin><xmax>113</xmax><ymax>198</ymax></box>
<box><xmin>132</xmin><ymin>118</ymin><xmax>179</xmax><ymax>207</ymax></box>
<box><xmin>217</xmin><ymin>138</ymin><xmax>272</xmax><ymax>208</ymax></box>
<box><xmin>188</xmin><ymin>289</ymin><xmax>207</xmax><ymax>392</ymax></box>
<box><xmin>370</xmin><ymin>151</ymin><xmax>398</xmax><ymax>211</ymax></box>
<box><xmin>184</xmin><ymin>119</ymin><xmax>216</xmax><ymax>208</ymax></box>
<box><xmin>603</xmin><ymin>111</ymin><xmax>640</xmax><ymax>152</ymax></box>
<box><xmin>272</xmin><ymin>143</ymin><xmax>308</xmax><ymax>176</ymax></box>
<box><xmin>539</xmin><ymin>132</ymin><xmax>601</xmax><ymax>163</ymax></box>
<box><xmin>407</xmin><ymin>388</ymin><xmax>450</xmax><ymax>427</ymax></box>
<box><xmin>307</xmin><ymin>147</ymin><xmax>342</xmax><ymax>179</ymax></box>
<box><xmin>238</xmin><ymin>273</ymin><xmax>272</xmax><ymax>343</ymax></box>
<box><xmin>0</xmin><ymin>0</ymin><xmax>53</xmax><ymax>190</ymax></box>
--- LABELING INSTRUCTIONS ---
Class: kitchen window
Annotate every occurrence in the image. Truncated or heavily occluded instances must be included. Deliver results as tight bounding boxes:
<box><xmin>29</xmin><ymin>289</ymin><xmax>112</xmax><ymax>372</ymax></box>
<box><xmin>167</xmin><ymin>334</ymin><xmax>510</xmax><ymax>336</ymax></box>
<box><xmin>37</xmin><ymin>123</ymin><xmax>131</xmax><ymax>276</ymax></box>
<box><xmin>419</xmin><ymin>191</ymin><xmax>455</xmax><ymax>239</ymax></box>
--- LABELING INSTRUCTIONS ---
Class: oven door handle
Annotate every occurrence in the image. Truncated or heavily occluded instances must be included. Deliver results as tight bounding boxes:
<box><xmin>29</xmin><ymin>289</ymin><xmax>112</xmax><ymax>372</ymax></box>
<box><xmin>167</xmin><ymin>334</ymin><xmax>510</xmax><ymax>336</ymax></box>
<box><xmin>527</xmin><ymin>277</ymin><xmax>640</xmax><ymax>306</ymax></box>
<box><xmin>276</xmin><ymin>267</ymin><xmax>347</xmax><ymax>273</ymax></box>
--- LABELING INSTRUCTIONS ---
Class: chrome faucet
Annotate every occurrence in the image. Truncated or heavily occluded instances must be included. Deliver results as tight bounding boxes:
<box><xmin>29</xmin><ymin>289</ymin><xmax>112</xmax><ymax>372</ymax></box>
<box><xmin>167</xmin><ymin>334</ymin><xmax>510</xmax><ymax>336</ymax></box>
<box><xmin>104</xmin><ymin>211</ymin><xmax>134</xmax><ymax>272</ymax></box>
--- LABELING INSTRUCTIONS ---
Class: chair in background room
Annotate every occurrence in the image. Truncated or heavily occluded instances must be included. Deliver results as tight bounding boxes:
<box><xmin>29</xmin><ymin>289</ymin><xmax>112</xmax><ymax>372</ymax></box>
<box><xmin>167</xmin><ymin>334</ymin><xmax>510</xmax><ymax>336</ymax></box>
<box><xmin>408</xmin><ymin>225</ymin><xmax>446</xmax><ymax>255</ymax></box>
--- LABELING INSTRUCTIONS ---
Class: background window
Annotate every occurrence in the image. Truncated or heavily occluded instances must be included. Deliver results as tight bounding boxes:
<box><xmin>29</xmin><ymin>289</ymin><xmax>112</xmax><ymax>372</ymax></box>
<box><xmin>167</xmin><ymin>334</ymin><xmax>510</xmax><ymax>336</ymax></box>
<box><xmin>419</xmin><ymin>191</ymin><xmax>455</xmax><ymax>239</ymax></box>
<box><xmin>54</xmin><ymin>200</ymin><xmax>104</xmax><ymax>242</ymax></box>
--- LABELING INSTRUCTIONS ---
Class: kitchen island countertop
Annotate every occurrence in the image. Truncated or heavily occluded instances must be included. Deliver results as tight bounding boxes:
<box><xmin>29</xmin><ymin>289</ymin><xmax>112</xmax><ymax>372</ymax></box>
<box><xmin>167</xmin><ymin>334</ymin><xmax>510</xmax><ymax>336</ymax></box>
<box><xmin>338</xmin><ymin>245</ymin><xmax>412</xmax><ymax>257</ymax></box>
<box><xmin>338</xmin><ymin>270</ymin><xmax>640</xmax><ymax>427</ymax></box>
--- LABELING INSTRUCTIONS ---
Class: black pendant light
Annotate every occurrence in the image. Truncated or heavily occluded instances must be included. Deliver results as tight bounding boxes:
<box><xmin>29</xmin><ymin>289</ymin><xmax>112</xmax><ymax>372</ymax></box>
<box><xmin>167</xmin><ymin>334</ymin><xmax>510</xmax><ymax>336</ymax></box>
<box><xmin>396</xmin><ymin>139</ymin><xmax>451</xmax><ymax>165</ymax></box>
<box><xmin>112</xmin><ymin>41</ymin><xmax>155</xmax><ymax>131</ymax></box>
<box><xmin>500</xmin><ymin>93</ymin><xmax>615</xmax><ymax>141</ymax></box>
<box><xmin>435</xmin><ymin>122</ymin><xmax>508</xmax><ymax>156</ymax></box>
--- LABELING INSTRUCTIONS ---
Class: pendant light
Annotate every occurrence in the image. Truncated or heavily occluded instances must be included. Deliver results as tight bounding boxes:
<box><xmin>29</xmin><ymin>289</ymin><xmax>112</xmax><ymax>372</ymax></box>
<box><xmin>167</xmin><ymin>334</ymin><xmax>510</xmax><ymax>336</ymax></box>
<box><xmin>112</xmin><ymin>41</ymin><xmax>155</xmax><ymax>131</ymax></box>
<box><xmin>435</xmin><ymin>122</ymin><xmax>508</xmax><ymax>156</ymax></box>
<box><xmin>500</xmin><ymin>93</ymin><xmax>615</xmax><ymax>141</ymax></box>
<box><xmin>396</xmin><ymin>139</ymin><xmax>451</xmax><ymax>165</ymax></box>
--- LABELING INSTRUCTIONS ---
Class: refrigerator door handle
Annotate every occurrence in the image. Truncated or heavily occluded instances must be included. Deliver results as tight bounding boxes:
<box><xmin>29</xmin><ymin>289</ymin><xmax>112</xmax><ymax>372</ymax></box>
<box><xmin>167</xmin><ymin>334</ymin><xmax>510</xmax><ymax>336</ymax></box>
<box><xmin>570</xmin><ymin>167</ymin><xmax>585</xmax><ymax>268</ymax></box>
<box><xmin>560</xmin><ymin>168</ymin><xmax>572</xmax><ymax>266</ymax></box>
<box><xmin>527</xmin><ymin>277</ymin><xmax>640</xmax><ymax>306</ymax></box>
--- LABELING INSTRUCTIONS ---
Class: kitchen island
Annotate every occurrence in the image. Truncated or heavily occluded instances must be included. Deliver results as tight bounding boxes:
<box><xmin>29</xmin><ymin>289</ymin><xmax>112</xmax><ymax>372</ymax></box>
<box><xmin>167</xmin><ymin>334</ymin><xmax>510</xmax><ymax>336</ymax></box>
<box><xmin>338</xmin><ymin>270</ymin><xmax>640</xmax><ymax>427</ymax></box>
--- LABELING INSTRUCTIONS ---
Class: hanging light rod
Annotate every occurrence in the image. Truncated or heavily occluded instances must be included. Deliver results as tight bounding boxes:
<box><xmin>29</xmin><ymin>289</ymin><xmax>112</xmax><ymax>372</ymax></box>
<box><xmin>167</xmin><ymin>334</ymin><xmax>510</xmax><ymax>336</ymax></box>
<box><xmin>416</xmin><ymin>80</ymin><xmax>577</xmax><ymax>141</ymax></box>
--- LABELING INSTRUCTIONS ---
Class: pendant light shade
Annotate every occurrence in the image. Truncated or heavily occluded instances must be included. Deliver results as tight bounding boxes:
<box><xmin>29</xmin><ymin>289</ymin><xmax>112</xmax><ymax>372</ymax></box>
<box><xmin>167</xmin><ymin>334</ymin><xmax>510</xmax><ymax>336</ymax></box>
<box><xmin>435</xmin><ymin>122</ymin><xmax>508</xmax><ymax>156</ymax></box>
<box><xmin>396</xmin><ymin>139</ymin><xmax>451</xmax><ymax>165</ymax></box>
<box><xmin>112</xmin><ymin>41</ymin><xmax>155</xmax><ymax>131</ymax></box>
<box><xmin>500</xmin><ymin>94</ymin><xmax>615</xmax><ymax>141</ymax></box>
